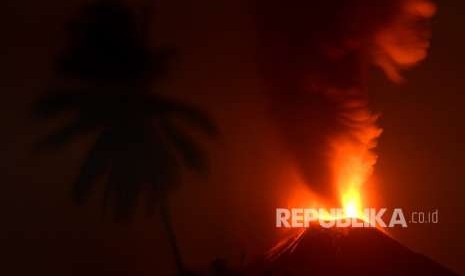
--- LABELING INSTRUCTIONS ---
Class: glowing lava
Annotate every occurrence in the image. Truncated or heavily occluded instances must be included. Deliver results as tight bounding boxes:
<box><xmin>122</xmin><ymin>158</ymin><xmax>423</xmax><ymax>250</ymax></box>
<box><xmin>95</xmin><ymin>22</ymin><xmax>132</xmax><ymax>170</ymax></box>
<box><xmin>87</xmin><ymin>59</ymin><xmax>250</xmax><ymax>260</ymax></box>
<box><xmin>341</xmin><ymin>188</ymin><xmax>362</xmax><ymax>219</ymax></box>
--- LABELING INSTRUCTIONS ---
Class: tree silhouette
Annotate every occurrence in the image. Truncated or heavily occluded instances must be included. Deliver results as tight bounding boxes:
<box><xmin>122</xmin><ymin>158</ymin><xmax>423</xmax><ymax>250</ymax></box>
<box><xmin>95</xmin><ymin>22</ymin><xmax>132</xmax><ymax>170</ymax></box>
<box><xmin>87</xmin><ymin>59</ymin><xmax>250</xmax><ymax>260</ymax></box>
<box><xmin>34</xmin><ymin>0</ymin><xmax>217</xmax><ymax>274</ymax></box>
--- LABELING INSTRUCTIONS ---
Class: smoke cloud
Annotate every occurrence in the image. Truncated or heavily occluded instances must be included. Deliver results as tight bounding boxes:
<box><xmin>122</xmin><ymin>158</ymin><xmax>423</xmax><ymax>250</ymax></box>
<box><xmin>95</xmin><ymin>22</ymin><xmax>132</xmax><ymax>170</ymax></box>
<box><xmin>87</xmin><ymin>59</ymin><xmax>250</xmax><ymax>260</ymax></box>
<box><xmin>256</xmin><ymin>0</ymin><xmax>435</xmax><ymax>200</ymax></box>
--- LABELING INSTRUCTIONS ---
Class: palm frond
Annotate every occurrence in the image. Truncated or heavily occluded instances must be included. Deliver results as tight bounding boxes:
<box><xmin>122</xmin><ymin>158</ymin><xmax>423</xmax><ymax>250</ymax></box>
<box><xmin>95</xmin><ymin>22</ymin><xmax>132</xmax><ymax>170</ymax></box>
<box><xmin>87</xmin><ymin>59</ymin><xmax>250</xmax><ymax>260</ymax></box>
<box><xmin>33</xmin><ymin>89</ymin><xmax>84</xmax><ymax>118</ymax></box>
<box><xmin>145</xmin><ymin>126</ymin><xmax>180</xmax><ymax>188</ymax></box>
<box><xmin>162</xmin><ymin>119</ymin><xmax>209</xmax><ymax>174</ymax></box>
<box><xmin>103</xmin><ymin>144</ymin><xmax>144</xmax><ymax>221</ymax></box>
<box><xmin>72</xmin><ymin>129</ymin><xmax>113</xmax><ymax>204</ymax></box>
<box><xmin>35</xmin><ymin>116</ymin><xmax>99</xmax><ymax>149</ymax></box>
<box><xmin>174</xmin><ymin>106</ymin><xmax>218</xmax><ymax>137</ymax></box>
<box><xmin>151</xmin><ymin>97</ymin><xmax>219</xmax><ymax>137</ymax></box>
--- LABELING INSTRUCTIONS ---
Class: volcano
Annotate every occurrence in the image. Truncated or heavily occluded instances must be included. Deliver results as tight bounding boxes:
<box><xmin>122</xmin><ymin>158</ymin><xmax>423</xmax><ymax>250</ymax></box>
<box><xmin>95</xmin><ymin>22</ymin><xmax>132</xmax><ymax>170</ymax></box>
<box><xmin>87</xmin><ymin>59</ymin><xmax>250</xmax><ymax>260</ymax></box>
<box><xmin>248</xmin><ymin>223</ymin><xmax>458</xmax><ymax>276</ymax></box>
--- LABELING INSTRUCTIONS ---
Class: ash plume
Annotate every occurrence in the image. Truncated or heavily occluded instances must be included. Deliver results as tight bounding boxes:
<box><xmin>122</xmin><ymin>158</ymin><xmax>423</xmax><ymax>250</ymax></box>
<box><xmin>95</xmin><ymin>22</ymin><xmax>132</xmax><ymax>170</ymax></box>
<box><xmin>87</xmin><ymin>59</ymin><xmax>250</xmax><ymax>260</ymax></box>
<box><xmin>256</xmin><ymin>0</ymin><xmax>435</xmax><ymax>199</ymax></box>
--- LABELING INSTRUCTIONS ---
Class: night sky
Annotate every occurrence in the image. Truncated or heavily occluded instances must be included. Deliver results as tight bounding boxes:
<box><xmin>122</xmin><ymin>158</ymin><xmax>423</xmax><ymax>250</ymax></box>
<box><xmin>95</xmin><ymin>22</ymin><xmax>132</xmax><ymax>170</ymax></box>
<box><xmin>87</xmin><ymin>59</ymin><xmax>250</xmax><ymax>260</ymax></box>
<box><xmin>1</xmin><ymin>0</ymin><xmax>465</xmax><ymax>275</ymax></box>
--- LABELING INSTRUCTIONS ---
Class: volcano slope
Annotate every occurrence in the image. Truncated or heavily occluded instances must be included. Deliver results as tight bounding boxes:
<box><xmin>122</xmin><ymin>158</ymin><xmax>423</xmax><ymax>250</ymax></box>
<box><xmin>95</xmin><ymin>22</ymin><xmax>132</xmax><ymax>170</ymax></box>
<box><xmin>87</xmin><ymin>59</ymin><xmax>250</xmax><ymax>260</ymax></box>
<box><xmin>247</xmin><ymin>223</ymin><xmax>458</xmax><ymax>276</ymax></box>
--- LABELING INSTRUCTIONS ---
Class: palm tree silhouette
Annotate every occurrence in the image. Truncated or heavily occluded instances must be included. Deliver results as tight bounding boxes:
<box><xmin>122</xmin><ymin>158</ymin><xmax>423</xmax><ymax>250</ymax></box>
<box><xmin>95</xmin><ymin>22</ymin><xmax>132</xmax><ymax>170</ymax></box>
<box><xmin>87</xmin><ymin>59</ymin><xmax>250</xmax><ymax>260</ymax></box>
<box><xmin>34</xmin><ymin>0</ymin><xmax>217</xmax><ymax>274</ymax></box>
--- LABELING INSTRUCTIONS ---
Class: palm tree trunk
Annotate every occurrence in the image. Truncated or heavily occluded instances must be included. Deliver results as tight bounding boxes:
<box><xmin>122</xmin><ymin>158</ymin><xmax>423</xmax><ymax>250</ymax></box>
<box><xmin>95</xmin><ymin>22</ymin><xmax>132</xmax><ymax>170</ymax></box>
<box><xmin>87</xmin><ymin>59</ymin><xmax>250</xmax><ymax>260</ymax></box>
<box><xmin>160</xmin><ymin>197</ymin><xmax>185</xmax><ymax>275</ymax></box>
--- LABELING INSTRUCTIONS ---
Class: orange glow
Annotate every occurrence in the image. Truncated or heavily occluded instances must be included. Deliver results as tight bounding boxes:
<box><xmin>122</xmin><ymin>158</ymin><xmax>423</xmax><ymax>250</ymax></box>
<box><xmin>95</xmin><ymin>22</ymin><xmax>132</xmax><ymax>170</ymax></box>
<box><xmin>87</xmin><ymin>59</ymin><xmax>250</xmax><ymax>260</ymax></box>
<box><xmin>341</xmin><ymin>188</ymin><xmax>363</xmax><ymax>218</ymax></box>
<box><xmin>329</xmin><ymin>103</ymin><xmax>381</xmax><ymax>221</ymax></box>
<box><xmin>286</xmin><ymin>103</ymin><xmax>381</xmax><ymax>223</ymax></box>
<box><xmin>373</xmin><ymin>0</ymin><xmax>436</xmax><ymax>82</ymax></box>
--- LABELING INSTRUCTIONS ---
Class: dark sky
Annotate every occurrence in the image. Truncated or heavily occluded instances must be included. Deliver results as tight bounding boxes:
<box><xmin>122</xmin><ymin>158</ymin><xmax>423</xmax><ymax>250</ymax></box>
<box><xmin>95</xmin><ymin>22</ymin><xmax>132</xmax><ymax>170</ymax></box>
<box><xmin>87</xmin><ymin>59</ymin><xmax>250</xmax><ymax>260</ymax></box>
<box><xmin>1</xmin><ymin>0</ymin><xmax>464</xmax><ymax>275</ymax></box>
